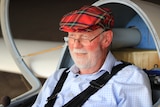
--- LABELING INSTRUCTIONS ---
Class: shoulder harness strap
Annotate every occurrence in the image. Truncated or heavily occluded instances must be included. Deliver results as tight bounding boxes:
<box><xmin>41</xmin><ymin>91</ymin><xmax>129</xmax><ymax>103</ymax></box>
<box><xmin>62</xmin><ymin>61</ymin><xmax>131</xmax><ymax>107</ymax></box>
<box><xmin>45</xmin><ymin>68</ymin><xmax>69</xmax><ymax>107</ymax></box>
<box><xmin>45</xmin><ymin>61</ymin><xmax>131</xmax><ymax>107</ymax></box>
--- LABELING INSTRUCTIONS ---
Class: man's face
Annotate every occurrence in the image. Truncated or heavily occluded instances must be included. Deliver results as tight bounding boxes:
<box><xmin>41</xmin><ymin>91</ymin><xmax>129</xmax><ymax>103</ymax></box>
<box><xmin>68</xmin><ymin>29</ymin><xmax>105</xmax><ymax>70</ymax></box>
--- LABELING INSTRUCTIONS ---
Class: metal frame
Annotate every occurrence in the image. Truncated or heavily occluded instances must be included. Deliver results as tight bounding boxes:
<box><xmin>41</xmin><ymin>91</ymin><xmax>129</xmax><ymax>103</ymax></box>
<box><xmin>0</xmin><ymin>0</ymin><xmax>41</xmax><ymax>106</ymax></box>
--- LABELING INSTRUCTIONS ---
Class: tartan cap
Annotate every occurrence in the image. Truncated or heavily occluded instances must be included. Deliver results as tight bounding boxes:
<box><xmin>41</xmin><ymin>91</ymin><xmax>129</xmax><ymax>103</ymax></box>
<box><xmin>59</xmin><ymin>5</ymin><xmax>114</xmax><ymax>32</ymax></box>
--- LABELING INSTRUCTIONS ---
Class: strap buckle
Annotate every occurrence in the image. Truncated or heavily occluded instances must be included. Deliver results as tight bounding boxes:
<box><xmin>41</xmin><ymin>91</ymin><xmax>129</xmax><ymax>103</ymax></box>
<box><xmin>90</xmin><ymin>80</ymin><xmax>104</xmax><ymax>89</ymax></box>
<box><xmin>47</xmin><ymin>93</ymin><xmax>58</xmax><ymax>101</ymax></box>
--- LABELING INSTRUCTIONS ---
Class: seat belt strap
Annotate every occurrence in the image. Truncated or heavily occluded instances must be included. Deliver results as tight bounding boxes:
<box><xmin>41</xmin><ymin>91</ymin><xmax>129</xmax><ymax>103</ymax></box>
<box><xmin>45</xmin><ymin>61</ymin><xmax>131</xmax><ymax>107</ymax></box>
<box><xmin>62</xmin><ymin>61</ymin><xmax>131</xmax><ymax>107</ymax></box>
<box><xmin>45</xmin><ymin>68</ymin><xmax>69</xmax><ymax>107</ymax></box>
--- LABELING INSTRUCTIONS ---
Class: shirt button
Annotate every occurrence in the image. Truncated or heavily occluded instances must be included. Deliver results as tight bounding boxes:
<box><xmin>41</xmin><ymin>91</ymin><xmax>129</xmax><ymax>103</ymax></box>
<box><xmin>75</xmin><ymin>74</ymin><xmax>79</xmax><ymax>77</ymax></box>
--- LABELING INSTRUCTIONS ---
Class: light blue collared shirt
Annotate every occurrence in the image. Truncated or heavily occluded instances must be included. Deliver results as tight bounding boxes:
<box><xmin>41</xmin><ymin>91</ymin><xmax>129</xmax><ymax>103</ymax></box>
<box><xmin>32</xmin><ymin>51</ymin><xmax>152</xmax><ymax>107</ymax></box>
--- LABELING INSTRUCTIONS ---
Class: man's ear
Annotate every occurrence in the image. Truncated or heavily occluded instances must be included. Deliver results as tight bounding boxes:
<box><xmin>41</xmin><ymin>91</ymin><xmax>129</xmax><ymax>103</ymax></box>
<box><xmin>101</xmin><ymin>30</ymin><xmax>113</xmax><ymax>48</ymax></box>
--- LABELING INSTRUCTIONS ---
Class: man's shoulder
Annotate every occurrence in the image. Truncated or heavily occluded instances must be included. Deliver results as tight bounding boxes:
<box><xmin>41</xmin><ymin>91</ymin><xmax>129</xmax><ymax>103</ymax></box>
<box><xmin>114</xmin><ymin>63</ymin><xmax>148</xmax><ymax>82</ymax></box>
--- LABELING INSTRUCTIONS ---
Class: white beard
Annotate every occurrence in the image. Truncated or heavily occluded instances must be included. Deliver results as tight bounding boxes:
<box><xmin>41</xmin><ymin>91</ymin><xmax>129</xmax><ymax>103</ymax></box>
<box><xmin>70</xmin><ymin>48</ymin><xmax>101</xmax><ymax>69</ymax></box>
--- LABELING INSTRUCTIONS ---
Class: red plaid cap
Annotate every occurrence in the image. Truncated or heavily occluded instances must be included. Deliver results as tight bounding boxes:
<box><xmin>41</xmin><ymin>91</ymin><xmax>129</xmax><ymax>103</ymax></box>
<box><xmin>59</xmin><ymin>5</ymin><xmax>114</xmax><ymax>32</ymax></box>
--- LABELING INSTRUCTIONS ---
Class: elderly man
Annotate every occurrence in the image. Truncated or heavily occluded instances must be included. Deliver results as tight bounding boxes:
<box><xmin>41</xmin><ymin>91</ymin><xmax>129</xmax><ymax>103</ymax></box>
<box><xmin>32</xmin><ymin>5</ymin><xmax>152</xmax><ymax>107</ymax></box>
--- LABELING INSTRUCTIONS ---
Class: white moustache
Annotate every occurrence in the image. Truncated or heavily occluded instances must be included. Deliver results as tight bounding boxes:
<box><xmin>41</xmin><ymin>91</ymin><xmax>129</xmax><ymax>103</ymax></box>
<box><xmin>73</xmin><ymin>49</ymin><xmax>87</xmax><ymax>54</ymax></box>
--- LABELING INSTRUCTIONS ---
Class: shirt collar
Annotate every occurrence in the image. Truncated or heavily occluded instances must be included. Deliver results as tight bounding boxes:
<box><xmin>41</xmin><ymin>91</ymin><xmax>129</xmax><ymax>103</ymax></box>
<box><xmin>99</xmin><ymin>51</ymin><xmax>117</xmax><ymax>74</ymax></box>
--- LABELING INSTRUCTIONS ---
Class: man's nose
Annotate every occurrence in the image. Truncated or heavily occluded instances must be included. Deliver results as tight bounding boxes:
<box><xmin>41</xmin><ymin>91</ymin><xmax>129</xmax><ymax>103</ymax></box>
<box><xmin>73</xmin><ymin>39</ymin><xmax>83</xmax><ymax>48</ymax></box>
